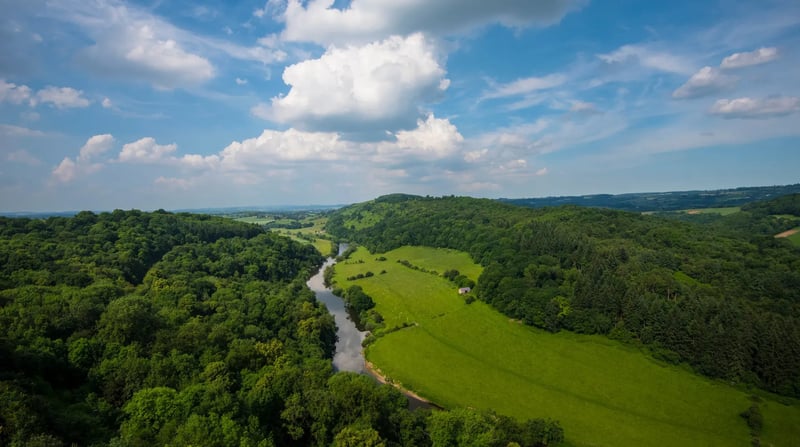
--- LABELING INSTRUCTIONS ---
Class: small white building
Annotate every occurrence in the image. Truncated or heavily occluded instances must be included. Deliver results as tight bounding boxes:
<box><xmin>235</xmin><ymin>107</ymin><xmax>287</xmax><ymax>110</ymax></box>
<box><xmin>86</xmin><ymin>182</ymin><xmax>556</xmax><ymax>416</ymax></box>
<box><xmin>458</xmin><ymin>287</ymin><xmax>471</xmax><ymax>295</ymax></box>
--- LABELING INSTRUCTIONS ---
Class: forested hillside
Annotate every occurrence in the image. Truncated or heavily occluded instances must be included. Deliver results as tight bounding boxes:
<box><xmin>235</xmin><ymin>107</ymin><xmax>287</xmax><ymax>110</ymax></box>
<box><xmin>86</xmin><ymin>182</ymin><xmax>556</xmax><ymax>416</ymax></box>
<box><xmin>501</xmin><ymin>184</ymin><xmax>800</xmax><ymax>212</ymax></box>
<box><xmin>326</xmin><ymin>194</ymin><xmax>800</xmax><ymax>397</ymax></box>
<box><xmin>0</xmin><ymin>210</ymin><xmax>563</xmax><ymax>447</ymax></box>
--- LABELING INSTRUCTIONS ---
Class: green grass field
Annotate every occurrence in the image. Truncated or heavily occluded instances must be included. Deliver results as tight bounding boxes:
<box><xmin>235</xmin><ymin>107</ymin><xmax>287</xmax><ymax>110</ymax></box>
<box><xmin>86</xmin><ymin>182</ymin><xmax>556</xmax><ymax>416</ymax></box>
<box><xmin>264</xmin><ymin>217</ymin><xmax>334</xmax><ymax>255</ymax></box>
<box><xmin>681</xmin><ymin>206</ymin><xmax>741</xmax><ymax>215</ymax></box>
<box><xmin>233</xmin><ymin>216</ymin><xmax>276</xmax><ymax>225</ymax></box>
<box><xmin>227</xmin><ymin>214</ymin><xmax>336</xmax><ymax>254</ymax></box>
<box><xmin>333</xmin><ymin>246</ymin><xmax>800</xmax><ymax>447</ymax></box>
<box><xmin>785</xmin><ymin>228</ymin><xmax>800</xmax><ymax>246</ymax></box>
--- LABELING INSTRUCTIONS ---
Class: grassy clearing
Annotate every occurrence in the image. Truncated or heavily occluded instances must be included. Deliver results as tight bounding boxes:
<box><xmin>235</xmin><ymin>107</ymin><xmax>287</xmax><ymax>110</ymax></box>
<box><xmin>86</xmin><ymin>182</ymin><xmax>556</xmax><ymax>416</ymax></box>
<box><xmin>385</xmin><ymin>246</ymin><xmax>482</xmax><ymax>282</ymax></box>
<box><xmin>774</xmin><ymin>227</ymin><xmax>800</xmax><ymax>247</ymax></box>
<box><xmin>333</xmin><ymin>246</ymin><xmax>800</xmax><ymax>447</ymax></box>
<box><xmin>267</xmin><ymin>217</ymin><xmax>334</xmax><ymax>255</ymax></box>
<box><xmin>682</xmin><ymin>207</ymin><xmax>741</xmax><ymax>215</ymax></box>
<box><xmin>233</xmin><ymin>216</ymin><xmax>275</xmax><ymax>225</ymax></box>
<box><xmin>785</xmin><ymin>228</ymin><xmax>800</xmax><ymax>246</ymax></box>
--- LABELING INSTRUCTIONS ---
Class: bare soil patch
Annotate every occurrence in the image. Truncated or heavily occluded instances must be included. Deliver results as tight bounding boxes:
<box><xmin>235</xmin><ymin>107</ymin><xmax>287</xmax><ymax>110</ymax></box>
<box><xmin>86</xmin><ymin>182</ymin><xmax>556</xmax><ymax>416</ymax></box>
<box><xmin>775</xmin><ymin>228</ymin><xmax>799</xmax><ymax>238</ymax></box>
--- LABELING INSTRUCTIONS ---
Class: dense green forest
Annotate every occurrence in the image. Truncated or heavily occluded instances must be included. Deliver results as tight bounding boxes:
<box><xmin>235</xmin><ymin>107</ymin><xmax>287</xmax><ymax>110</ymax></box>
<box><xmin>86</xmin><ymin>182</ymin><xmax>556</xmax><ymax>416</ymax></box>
<box><xmin>0</xmin><ymin>210</ymin><xmax>562</xmax><ymax>446</ymax></box>
<box><xmin>326</xmin><ymin>194</ymin><xmax>800</xmax><ymax>398</ymax></box>
<box><xmin>501</xmin><ymin>184</ymin><xmax>800</xmax><ymax>212</ymax></box>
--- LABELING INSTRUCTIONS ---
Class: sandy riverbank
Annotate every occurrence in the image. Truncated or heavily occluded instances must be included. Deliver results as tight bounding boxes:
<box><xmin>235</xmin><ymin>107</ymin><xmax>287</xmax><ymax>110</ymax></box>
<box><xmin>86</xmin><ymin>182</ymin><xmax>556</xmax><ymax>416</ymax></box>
<box><xmin>364</xmin><ymin>359</ymin><xmax>440</xmax><ymax>409</ymax></box>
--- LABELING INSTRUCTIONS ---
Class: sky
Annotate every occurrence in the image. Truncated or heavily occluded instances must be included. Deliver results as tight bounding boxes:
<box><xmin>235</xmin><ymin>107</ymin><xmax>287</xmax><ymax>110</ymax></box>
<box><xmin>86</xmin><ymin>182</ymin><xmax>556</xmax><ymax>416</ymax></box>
<box><xmin>1</xmin><ymin>0</ymin><xmax>799</xmax><ymax>212</ymax></box>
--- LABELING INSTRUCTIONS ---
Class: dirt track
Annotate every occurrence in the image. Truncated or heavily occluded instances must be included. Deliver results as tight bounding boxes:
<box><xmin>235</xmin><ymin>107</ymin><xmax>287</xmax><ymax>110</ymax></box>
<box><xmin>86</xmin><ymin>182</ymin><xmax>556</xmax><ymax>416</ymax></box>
<box><xmin>364</xmin><ymin>360</ymin><xmax>437</xmax><ymax>406</ymax></box>
<box><xmin>775</xmin><ymin>228</ymin><xmax>799</xmax><ymax>238</ymax></box>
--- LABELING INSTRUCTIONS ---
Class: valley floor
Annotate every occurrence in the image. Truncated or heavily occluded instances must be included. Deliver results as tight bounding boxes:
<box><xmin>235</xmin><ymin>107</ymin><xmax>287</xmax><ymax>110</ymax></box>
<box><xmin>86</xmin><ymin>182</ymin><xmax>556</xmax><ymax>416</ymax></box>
<box><xmin>333</xmin><ymin>246</ymin><xmax>800</xmax><ymax>447</ymax></box>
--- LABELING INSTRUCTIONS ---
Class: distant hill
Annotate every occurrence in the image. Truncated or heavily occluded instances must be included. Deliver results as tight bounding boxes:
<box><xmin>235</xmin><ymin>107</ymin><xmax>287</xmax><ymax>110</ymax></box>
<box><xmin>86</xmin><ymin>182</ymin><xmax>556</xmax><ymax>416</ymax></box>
<box><xmin>500</xmin><ymin>183</ymin><xmax>800</xmax><ymax>212</ymax></box>
<box><xmin>741</xmin><ymin>192</ymin><xmax>800</xmax><ymax>217</ymax></box>
<box><xmin>1</xmin><ymin>204</ymin><xmax>344</xmax><ymax>218</ymax></box>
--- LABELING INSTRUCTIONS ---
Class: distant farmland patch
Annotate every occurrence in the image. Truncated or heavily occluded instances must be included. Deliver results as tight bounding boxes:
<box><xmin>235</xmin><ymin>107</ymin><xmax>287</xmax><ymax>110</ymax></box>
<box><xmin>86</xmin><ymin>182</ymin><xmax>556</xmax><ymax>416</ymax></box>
<box><xmin>234</xmin><ymin>216</ymin><xmax>276</xmax><ymax>225</ymax></box>
<box><xmin>682</xmin><ymin>206</ymin><xmax>741</xmax><ymax>215</ymax></box>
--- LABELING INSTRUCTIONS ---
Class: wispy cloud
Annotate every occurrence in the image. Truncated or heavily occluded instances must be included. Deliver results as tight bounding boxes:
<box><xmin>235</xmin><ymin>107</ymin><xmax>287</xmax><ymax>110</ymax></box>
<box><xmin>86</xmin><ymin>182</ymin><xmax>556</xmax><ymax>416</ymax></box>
<box><xmin>483</xmin><ymin>74</ymin><xmax>566</xmax><ymax>99</ymax></box>
<box><xmin>7</xmin><ymin>149</ymin><xmax>41</xmax><ymax>166</ymax></box>
<box><xmin>0</xmin><ymin>124</ymin><xmax>46</xmax><ymax>137</ymax></box>
<box><xmin>597</xmin><ymin>44</ymin><xmax>694</xmax><ymax>75</ymax></box>
<box><xmin>721</xmin><ymin>47</ymin><xmax>779</xmax><ymax>69</ymax></box>
<box><xmin>672</xmin><ymin>67</ymin><xmax>735</xmax><ymax>99</ymax></box>
<box><xmin>709</xmin><ymin>96</ymin><xmax>800</xmax><ymax>119</ymax></box>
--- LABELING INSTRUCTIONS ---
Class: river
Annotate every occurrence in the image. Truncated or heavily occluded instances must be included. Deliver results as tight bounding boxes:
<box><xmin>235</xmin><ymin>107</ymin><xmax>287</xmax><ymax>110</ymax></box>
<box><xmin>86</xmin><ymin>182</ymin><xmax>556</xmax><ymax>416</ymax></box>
<box><xmin>306</xmin><ymin>251</ymin><xmax>368</xmax><ymax>373</ymax></box>
<box><xmin>306</xmin><ymin>244</ymin><xmax>434</xmax><ymax>410</ymax></box>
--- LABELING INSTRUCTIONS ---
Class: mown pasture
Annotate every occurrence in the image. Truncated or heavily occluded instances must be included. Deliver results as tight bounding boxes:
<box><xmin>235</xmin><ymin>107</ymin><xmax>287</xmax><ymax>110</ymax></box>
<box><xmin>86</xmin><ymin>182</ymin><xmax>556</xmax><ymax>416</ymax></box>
<box><xmin>333</xmin><ymin>246</ymin><xmax>800</xmax><ymax>447</ymax></box>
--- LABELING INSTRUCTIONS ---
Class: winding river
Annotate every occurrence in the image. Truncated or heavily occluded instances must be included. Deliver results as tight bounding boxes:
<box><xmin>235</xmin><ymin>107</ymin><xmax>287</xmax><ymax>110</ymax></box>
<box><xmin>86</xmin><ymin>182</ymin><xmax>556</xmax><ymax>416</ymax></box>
<box><xmin>307</xmin><ymin>244</ymin><xmax>433</xmax><ymax>410</ymax></box>
<box><xmin>306</xmin><ymin>248</ymin><xmax>368</xmax><ymax>373</ymax></box>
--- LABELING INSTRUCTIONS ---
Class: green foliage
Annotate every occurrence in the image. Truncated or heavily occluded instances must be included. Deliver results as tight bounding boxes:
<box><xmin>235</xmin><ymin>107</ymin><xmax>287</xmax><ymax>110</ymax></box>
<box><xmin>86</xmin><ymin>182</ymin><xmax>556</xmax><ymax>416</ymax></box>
<box><xmin>742</xmin><ymin>193</ymin><xmax>800</xmax><ymax>216</ymax></box>
<box><xmin>0</xmin><ymin>210</ymin><xmax>331</xmax><ymax>445</ymax></box>
<box><xmin>427</xmin><ymin>408</ymin><xmax>563</xmax><ymax>447</ymax></box>
<box><xmin>502</xmin><ymin>184</ymin><xmax>800</xmax><ymax>212</ymax></box>
<box><xmin>740</xmin><ymin>404</ymin><xmax>763</xmax><ymax>436</ymax></box>
<box><xmin>0</xmin><ymin>210</ymin><xmax>564</xmax><ymax>447</ymax></box>
<box><xmin>326</xmin><ymin>195</ymin><xmax>800</xmax><ymax>398</ymax></box>
<box><xmin>333</xmin><ymin>425</ymin><xmax>386</xmax><ymax>447</ymax></box>
<box><xmin>337</xmin><ymin>285</ymin><xmax>381</xmax><ymax>331</ymax></box>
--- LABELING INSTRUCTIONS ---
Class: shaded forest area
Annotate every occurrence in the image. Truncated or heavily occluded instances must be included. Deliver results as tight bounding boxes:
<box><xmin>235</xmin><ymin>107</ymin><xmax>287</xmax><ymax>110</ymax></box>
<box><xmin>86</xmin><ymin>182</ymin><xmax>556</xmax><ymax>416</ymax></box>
<box><xmin>501</xmin><ymin>184</ymin><xmax>800</xmax><ymax>212</ymax></box>
<box><xmin>0</xmin><ymin>210</ymin><xmax>562</xmax><ymax>447</ymax></box>
<box><xmin>326</xmin><ymin>194</ymin><xmax>800</xmax><ymax>398</ymax></box>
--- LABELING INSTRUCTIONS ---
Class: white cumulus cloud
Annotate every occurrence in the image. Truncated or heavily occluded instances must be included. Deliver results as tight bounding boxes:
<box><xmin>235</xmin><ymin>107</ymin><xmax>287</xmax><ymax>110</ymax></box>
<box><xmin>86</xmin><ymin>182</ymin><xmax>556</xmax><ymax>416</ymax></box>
<box><xmin>78</xmin><ymin>134</ymin><xmax>115</xmax><ymax>162</ymax></box>
<box><xmin>379</xmin><ymin>114</ymin><xmax>464</xmax><ymax>159</ymax></box>
<box><xmin>51</xmin><ymin>134</ymin><xmax>114</xmax><ymax>183</ymax></box>
<box><xmin>52</xmin><ymin>158</ymin><xmax>79</xmax><ymax>183</ymax></box>
<box><xmin>1</xmin><ymin>80</ymin><xmax>94</xmax><ymax>109</ymax></box>
<box><xmin>0</xmin><ymin>79</ymin><xmax>32</xmax><ymax>104</ymax></box>
<box><xmin>81</xmin><ymin>23</ymin><xmax>215</xmax><ymax>89</ymax></box>
<box><xmin>119</xmin><ymin>137</ymin><xmax>178</xmax><ymax>163</ymax></box>
<box><xmin>280</xmin><ymin>0</ymin><xmax>585</xmax><ymax>45</ymax></box>
<box><xmin>721</xmin><ymin>47</ymin><xmax>779</xmax><ymax>69</ymax></box>
<box><xmin>33</xmin><ymin>86</ymin><xmax>91</xmax><ymax>108</ymax></box>
<box><xmin>672</xmin><ymin>66</ymin><xmax>735</xmax><ymax>99</ymax></box>
<box><xmin>179</xmin><ymin>154</ymin><xmax>220</xmax><ymax>170</ymax></box>
<box><xmin>219</xmin><ymin>128</ymin><xmax>347</xmax><ymax>170</ymax></box>
<box><xmin>44</xmin><ymin>0</ymin><xmax>292</xmax><ymax>89</ymax></box>
<box><xmin>269</xmin><ymin>33</ymin><xmax>449</xmax><ymax>133</ymax></box>
<box><xmin>709</xmin><ymin>96</ymin><xmax>800</xmax><ymax>119</ymax></box>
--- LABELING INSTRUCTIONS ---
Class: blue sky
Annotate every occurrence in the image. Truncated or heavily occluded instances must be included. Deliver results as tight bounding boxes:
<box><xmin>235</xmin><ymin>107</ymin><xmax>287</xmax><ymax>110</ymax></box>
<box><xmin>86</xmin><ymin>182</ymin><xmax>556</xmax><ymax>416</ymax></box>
<box><xmin>1</xmin><ymin>0</ymin><xmax>799</xmax><ymax>211</ymax></box>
